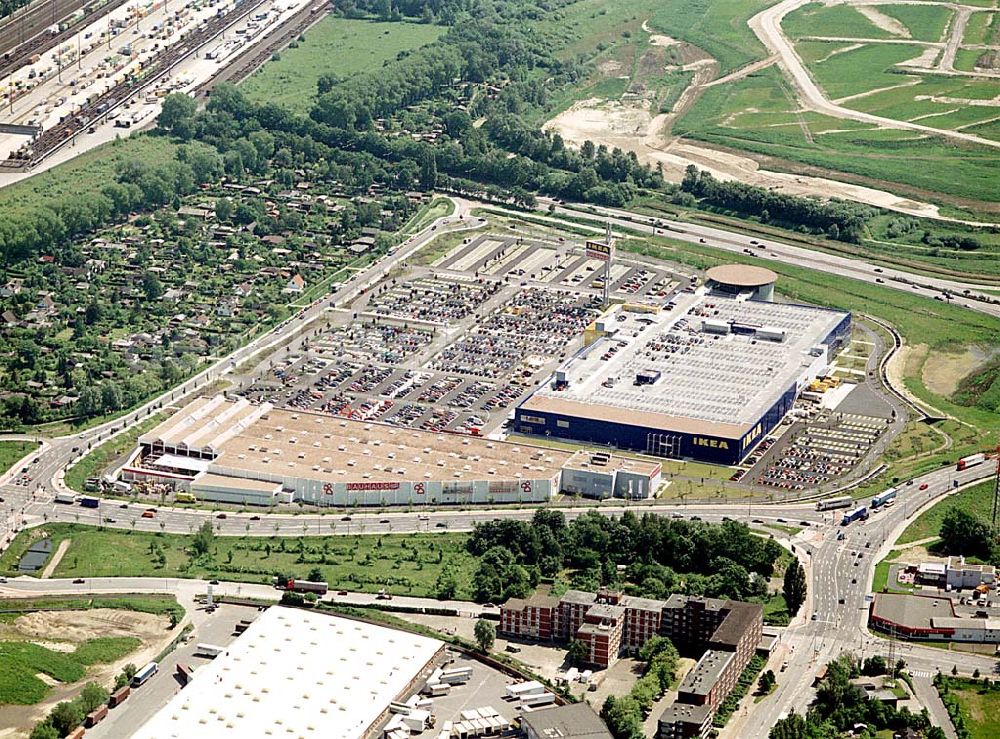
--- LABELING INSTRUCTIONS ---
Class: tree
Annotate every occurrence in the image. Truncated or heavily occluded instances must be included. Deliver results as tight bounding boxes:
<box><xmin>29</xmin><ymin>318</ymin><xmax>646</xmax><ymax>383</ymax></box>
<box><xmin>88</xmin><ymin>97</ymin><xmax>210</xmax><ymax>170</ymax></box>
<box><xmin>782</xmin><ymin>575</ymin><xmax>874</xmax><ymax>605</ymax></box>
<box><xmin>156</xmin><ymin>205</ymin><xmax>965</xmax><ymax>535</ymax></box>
<box><xmin>307</xmin><ymin>566</ymin><xmax>324</xmax><ymax>583</ymax></box>
<box><xmin>862</xmin><ymin>655</ymin><xmax>887</xmax><ymax>676</ymax></box>
<box><xmin>783</xmin><ymin>561</ymin><xmax>807</xmax><ymax>615</ymax></box>
<box><xmin>215</xmin><ymin>197</ymin><xmax>232</xmax><ymax>222</ymax></box>
<box><xmin>79</xmin><ymin>682</ymin><xmax>109</xmax><ymax>713</ymax></box>
<box><xmin>419</xmin><ymin>151</ymin><xmax>437</xmax><ymax>190</ymax></box>
<box><xmin>191</xmin><ymin>520</ymin><xmax>215</xmax><ymax>557</ymax></box>
<box><xmin>757</xmin><ymin>669</ymin><xmax>776</xmax><ymax>695</ymax></box>
<box><xmin>28</xmin><ymin>723</ymin><xmax>59</xmax><ymax>739</ymax></box>
<box><xmin>567</xmin><ymin>638</ymin><xmax>589</xmax><ymax>667</ymax></box>
<box><xmin>158</xmin><ymin>93</ymin><xmax>197</xmax><ymax>135</ymax></box>
<box><xmin>49</xmin><ymin>701</ymin><xmax>84</xmax><ymax>736</ymax></box>
<box><xmin>142</xmin><ymin>271</ymin><xmax>163</xmax><ymax>301</ymax></box>
<box><xmin>939</xmin><ymin>509</ymin><xmax>992</xmax><ymax>559</ymax></box>
<box><xmin>601</xmin><ymin>695</ymin><xmax>644</xmax><ymax>739</ymax></box>
<box><xmin>474</xmin><ymin>619</ymin><xmax>495</xmax><ymax>653</ymax></box>
<box><xmin>434</xmin><ymin>568</ymin><xmax>458</xmax><ymax>599</ymax></box>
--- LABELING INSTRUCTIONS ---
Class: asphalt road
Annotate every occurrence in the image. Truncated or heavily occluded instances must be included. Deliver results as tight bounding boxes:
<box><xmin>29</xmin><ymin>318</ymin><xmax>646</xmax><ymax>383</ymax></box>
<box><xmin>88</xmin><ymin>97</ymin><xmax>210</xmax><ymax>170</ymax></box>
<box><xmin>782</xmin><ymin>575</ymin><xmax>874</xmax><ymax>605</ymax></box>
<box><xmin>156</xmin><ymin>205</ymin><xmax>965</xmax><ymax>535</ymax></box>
<box><xmin>535</xmin><ymin>198</ymin><xmax>1000</xmax><ymax>316</ymax></box>
<box><xmin>734</xmin><ymin>464</ymin><xmax>998</xmax><ymax>736</ymax></box>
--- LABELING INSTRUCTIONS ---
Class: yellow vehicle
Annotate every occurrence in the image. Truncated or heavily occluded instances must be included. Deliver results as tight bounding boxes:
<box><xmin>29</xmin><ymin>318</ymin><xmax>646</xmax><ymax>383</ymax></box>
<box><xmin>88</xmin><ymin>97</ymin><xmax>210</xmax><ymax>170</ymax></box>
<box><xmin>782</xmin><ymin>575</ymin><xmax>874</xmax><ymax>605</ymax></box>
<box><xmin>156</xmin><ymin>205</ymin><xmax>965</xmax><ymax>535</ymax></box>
<box><xmin>175</xmin><ymin>492</ymin><xmax>197</xmax><ymax>503</ymax></box>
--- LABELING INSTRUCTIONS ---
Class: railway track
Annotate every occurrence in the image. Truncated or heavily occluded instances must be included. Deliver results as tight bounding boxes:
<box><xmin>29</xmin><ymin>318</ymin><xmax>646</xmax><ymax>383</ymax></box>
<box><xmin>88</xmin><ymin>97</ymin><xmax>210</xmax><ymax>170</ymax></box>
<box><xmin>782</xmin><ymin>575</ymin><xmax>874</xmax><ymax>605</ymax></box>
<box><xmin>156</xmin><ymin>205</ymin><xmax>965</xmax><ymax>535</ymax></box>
<box><xmin>196</xmin><ymin>1</ymin><xmax>326</xmax><ymax>96</ymax></box>
<box><xmin>0</xmin><ymin>0</ymin><xmax>128</xmax><ymax>80</ymax></box>
<box><xmin>1</xmin><ymin>0</ymin><xmax>272</xmax><ymax>170</ymax></box>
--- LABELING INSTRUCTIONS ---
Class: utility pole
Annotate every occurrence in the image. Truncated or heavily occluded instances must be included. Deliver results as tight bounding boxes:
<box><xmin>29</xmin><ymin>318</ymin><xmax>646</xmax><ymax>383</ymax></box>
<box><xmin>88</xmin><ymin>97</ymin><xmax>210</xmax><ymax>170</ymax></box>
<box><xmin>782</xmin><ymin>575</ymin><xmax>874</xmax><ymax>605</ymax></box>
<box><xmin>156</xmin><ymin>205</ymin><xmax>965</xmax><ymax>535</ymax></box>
<box><xmin>991</xmin><ymin>443</ymin><xmax>1000</xmax><ymax>535</ymax></box>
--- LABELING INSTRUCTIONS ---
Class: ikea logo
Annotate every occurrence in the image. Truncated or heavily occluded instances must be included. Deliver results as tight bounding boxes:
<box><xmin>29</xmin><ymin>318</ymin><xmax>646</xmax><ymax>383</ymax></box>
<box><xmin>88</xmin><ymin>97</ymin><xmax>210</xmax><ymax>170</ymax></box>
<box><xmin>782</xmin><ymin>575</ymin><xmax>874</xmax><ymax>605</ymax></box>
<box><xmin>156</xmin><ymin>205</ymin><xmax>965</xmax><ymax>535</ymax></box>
<box><xmin>741</xmin><ymin>423</ymin><xmax>764</xmax><ymax>450</ymax></box>
<box><xmin>693</xmin><ymin>437</ymin><xmax>729</xmax><ymax>450</ymax></box>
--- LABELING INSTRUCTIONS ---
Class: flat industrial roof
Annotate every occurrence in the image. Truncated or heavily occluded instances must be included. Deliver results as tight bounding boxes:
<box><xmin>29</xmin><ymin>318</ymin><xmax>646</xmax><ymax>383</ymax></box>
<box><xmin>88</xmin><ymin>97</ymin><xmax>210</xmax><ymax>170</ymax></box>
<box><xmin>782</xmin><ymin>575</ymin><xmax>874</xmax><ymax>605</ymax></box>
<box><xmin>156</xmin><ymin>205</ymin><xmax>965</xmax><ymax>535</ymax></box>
<box><xmin>563</xmin><ymin>450</ymin><xmax>661</xmax><ymax>477</ymax></box>
<box><xmin>521</xmin><ymin>294</ymin><xmax>847</xmax><ymax>434</ymax></box>
<box><xmin>133</xmin><ymin>607</ymin><xmax>443</xmax><ymax>739</ymax></box>
<box><xmin>706</xmin><ymin>264</ymin><xmax>777</xmax><ymax>287</ymax></box>
<box><xmin>521</xmin><ymin>704</ymin><xmax>613</xmax><ymax>739</ymax></box>
<box><xmin>871</xmin><ymin>593</ymin><xmax>955</xmax><ymax>629</ymax></box>
<box><xmin>141</xmin><ymin>396</ymin><xmax>270</xmax><ymax>454</ymax></box>
<box><xmin>212</xmin><ymin>405</ymin><xmax>571</xmax><ymax>484</ymax></box>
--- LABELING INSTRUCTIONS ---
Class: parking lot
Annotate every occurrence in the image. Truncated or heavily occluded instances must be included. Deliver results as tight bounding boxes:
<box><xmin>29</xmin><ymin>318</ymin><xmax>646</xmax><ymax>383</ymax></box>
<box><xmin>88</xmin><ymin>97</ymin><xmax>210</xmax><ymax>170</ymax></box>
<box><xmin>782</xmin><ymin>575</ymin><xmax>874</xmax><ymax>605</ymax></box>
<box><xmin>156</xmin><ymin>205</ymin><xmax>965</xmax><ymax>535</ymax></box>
<box><xmin>749</xmin><ymin>409</ymin><xmax>887</xmax><ymax>490</ymax></box>
<box><xmin>238</xmin><ymin>232</ymin><xmax>687</xmax><ymax>438</ymax></box>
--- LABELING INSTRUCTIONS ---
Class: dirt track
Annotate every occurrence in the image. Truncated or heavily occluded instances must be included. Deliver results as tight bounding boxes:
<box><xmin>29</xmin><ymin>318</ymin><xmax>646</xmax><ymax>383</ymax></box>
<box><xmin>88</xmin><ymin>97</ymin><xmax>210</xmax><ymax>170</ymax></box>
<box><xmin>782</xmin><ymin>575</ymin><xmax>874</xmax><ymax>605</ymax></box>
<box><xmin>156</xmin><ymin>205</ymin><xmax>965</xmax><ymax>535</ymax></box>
<box><xmin>748</xmin><ymin>0</ymin><xmax>1000</xmax><ymax>150</ymax></box>
<box><xmin>543</xmin><ymin>18</ymin><xmax>982</xmax><ymax>219</ymax></box>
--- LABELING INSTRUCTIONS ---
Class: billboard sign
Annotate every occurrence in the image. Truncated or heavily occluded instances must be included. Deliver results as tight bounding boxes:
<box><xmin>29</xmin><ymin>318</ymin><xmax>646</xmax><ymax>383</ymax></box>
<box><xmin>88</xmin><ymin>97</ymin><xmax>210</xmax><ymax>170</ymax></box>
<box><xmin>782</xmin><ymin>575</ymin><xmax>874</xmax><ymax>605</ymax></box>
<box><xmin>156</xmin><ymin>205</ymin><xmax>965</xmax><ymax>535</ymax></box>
<box><xmin>586</xmin><ymin>239</ymin><xmax>614</xmax><ymax>262</ymax></box>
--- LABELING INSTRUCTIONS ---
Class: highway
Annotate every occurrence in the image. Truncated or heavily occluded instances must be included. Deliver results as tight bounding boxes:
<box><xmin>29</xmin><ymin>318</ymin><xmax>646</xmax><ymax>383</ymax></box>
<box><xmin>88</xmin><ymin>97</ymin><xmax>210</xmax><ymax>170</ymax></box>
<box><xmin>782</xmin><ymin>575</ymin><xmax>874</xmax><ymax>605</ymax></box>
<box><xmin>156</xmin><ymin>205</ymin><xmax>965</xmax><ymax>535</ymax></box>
<box><xmin>534</xmin><ymin>198</ymin><xmax>1000</xmax><ymax>317</ymax></box>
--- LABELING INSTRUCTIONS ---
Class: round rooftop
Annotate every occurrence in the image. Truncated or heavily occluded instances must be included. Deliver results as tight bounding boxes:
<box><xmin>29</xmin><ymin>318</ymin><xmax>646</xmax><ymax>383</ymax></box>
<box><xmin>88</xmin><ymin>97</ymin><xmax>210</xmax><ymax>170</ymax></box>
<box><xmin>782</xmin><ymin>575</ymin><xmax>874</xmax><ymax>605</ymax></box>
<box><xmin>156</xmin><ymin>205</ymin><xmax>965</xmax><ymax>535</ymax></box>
<box><xmin>705</xmin><ymin>264</ymin><xmax>778</xmax><ymax>288</ymax></box>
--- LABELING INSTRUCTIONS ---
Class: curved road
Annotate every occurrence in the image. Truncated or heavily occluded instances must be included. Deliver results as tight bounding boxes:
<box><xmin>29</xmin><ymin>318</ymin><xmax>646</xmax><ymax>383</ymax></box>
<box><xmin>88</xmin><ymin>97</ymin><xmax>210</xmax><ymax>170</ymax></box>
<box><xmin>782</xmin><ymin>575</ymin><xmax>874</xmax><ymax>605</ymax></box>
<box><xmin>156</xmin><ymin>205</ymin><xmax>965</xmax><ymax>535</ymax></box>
<box><xmin>749</xmin><ymin>0</ymin><xmax>1000</xmax><ymax>150</ymax></box>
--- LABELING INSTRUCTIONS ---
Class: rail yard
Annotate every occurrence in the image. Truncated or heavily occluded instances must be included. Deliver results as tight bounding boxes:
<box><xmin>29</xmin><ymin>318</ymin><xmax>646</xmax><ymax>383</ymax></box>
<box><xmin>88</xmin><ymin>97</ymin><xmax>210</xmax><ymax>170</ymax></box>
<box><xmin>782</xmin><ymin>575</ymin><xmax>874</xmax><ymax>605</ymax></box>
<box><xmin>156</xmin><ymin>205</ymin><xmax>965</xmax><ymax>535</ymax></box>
<box><xmin>0</xmin><ymin>0</ymin><xmax>322</xmax><ymax>172</ymax></box>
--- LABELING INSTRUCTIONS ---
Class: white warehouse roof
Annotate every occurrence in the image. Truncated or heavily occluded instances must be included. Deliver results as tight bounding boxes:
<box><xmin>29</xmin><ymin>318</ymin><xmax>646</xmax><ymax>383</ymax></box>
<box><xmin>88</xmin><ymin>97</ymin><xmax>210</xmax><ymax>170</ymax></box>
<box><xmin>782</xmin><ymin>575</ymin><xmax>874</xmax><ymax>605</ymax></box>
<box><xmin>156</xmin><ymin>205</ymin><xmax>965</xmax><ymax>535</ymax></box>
<box><xmin>133</xmin><ymin>607</ymin><xmax>444</xmax><ymax>739</ymax></box>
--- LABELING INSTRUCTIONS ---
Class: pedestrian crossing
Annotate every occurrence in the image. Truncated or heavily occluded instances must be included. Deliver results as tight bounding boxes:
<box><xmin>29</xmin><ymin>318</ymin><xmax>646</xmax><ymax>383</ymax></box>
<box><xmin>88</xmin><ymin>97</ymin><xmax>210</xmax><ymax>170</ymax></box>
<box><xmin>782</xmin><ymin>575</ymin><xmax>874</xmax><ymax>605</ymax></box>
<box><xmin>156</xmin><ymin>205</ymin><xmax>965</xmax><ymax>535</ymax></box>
<box><xmin>909</xmin><ymin>670</ymin><xmax>934</xmax><ymax>678</ymax></box>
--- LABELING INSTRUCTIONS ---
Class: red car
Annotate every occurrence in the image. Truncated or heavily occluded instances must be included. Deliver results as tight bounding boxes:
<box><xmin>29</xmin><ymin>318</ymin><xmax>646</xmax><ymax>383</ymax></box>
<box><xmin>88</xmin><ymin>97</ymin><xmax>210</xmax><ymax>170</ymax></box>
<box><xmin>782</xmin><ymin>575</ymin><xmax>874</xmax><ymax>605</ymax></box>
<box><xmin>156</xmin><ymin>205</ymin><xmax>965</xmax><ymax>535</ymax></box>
<box><xmin>919</xmin><ymin>483</ymin><xmax>929</xmax><ymax>490</ymax></box>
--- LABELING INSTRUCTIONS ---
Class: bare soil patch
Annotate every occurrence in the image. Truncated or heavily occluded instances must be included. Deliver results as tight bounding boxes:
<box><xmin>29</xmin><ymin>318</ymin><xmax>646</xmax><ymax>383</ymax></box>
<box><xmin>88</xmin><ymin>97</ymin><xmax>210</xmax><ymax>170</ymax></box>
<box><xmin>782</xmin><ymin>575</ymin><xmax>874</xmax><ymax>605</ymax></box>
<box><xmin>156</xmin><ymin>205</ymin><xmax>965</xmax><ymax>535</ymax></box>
<box><xmin>856</xmin><ymin>5</ymin><xmax>912</xmax><ymax>38</ymax></box>
<box><xmin>0</xmin><ymin>609</ymin><xmax>174</xmax><ymax>738</ymax></box>
<box><xmin>922</xmin><ymin>345</ymin><xmax>1000</xmax><ymax>397</ymax></box>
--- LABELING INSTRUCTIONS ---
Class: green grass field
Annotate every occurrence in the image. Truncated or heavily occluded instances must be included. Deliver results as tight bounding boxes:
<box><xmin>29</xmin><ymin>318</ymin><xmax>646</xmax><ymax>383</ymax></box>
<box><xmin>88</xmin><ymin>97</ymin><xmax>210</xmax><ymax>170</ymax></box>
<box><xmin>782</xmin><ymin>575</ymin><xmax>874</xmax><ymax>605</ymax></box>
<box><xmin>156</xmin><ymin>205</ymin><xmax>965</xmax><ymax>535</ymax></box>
<box><xmin>0</xmin><ymin>524</ymin><xmax>478</xmax><ymax>600</ymax></box>
<box><xmin>879</xmin><ymin>4</ymin><xmax>953</xmax><ymax>42</ymax></box>
<box><xmin>783</xmin><ymin>3</ymin><xmax>893</xmax><ymax>39</ymax></box>
<box><xmin>0</xmin><ymin>136</ymin><xmax>178</xmax><ymax>211</ymax></box>
<box><xmin>240</xmin><ymin>18</ymin><xmax>445</xmax><ymax>113</ymax></box>
<box><xmin>64</xmin><ymin>413</ymin><xmax>167</xmax><ymax>494</ymax></box>
<box><xmin>0</xmin><ymin>440</ymin><xmax>36</xmax><ymax>476</ymax></box>
<box><xmin>942</xmin><ymin>678</ymin><xmax>1000</xmax><ymax>739</ymax></box>
<box><xmin>801</xmin><ymin>42</ymin><xmax>926</xmax><ymax>99</ymax></box>
<box><xmin>0</xmin><ymin>636</ymin><xmax>139</xmax><ymax>705</ymax></box>
<box><xmin>675</xmin><ymin>66</ymin><xmax>1000</xmax><ymax>204</ymax></box>
<box><xmin>897</xmin><ymin>480</ymin><xmax>994</xmax><ymax>544</ymax></box>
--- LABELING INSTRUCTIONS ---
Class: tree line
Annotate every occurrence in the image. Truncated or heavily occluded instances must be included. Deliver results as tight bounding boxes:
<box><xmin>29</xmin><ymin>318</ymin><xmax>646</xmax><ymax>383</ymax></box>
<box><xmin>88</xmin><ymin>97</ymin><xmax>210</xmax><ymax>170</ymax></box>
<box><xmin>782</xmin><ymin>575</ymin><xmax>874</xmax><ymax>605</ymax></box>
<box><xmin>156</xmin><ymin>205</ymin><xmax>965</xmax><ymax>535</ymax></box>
<box><xmin>466</xmin><ymin>509</ymin><xmax>784</xmax><ymax>603</ymax></box>
<box><xmin>681</xmin><ymin>165</ymin><xmax>876</xmax><ymax>243</ymax></box>
<box><xmin>769</xmin><ymin>654</ymin><xmax>938</xmax><ymax>739</ymax></box>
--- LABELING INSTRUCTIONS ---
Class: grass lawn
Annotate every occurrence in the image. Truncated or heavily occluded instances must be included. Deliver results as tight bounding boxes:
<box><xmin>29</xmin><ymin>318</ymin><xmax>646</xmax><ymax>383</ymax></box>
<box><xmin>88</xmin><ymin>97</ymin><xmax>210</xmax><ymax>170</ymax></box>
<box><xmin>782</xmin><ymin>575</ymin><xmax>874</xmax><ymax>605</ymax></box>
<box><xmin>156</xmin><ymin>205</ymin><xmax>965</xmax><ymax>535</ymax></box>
<box><xmin>762</xmin><ymin>592</ymin><xmax>790</xmax><ymax>626</ymax></box>
<box><xmin>879</xmin><ymin>4</ymin><xmax>953</xmax><ymax>42</ymax></box>
<box><xmin>0</xmin><ymin>440</ymin><xmax>37</xmax><ymax>476</ymax></box>
<box><xmin>240</xmin><ymin>18</ymin><xmax>445</xmax><ymax>113</ymax></box>
<box><xmin>872</xmin><ymin>549</ymin><xmax>908</xmax><ymax>592</ymax></box>
<box><xmin>0</xmin><ymin>523</ymin><xmax>478</xmax><ymax>600</ymax></box>
<box><xmin>674</xmin><ymin>66</ymin><xmax>1000</xmax><ymax>205</ymax></box>
<box><xmin>897</xmin><ymin>480</ymin><xmax>994</xmax><ymax>544</ymax></box>
<box><xmin>64</xmin><ymin>413</ymin><xmax>167</xmax><ymax>493</ymax></box>
<box><xmin>783</xmin><ymin>3</ymin><xmax>892</xmax><ymax>39</ymax></box>
<box><xmin>400</xmin><ymin>197</ymin><xmax>455</xmax><ymax>237</ymax></box>
<box><xmin>411</xmin><ymin>224</ymin><xmax>488</xmax><ymax>266</ymax></box>
<box><xmin>0</xmin><ymin>636</ymin><xmax>140</xmax><ymax>705</ymax></box>
<box><xmin>942</xmin><ymin>677</ymin><xmax>1000</xmax><ymax>739</ymax></box>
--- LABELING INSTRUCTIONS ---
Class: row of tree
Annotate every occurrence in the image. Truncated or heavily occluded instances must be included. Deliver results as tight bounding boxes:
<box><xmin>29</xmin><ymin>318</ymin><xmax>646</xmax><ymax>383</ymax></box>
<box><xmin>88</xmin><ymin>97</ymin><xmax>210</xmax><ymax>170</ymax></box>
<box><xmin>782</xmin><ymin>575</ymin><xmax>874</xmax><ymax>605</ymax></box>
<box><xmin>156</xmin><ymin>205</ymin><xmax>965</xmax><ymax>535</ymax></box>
<box><xmin>601</xmin><ymin>636</ymin><xmax>680</xmax><ymax>739</ymax></box>
<box><xmin>681</xmin><ymin>165</ymin><xmax>876</xmax><ymax>243</ymax></box>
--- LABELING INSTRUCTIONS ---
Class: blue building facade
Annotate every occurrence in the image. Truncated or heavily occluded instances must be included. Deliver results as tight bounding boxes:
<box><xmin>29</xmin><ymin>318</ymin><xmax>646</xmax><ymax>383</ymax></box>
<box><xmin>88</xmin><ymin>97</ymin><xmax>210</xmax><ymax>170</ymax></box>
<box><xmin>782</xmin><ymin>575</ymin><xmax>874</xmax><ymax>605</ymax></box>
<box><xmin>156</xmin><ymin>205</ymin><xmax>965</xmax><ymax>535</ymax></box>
<box><xmin>515</xmin><ymin>311</ymin><xmax>852</xmax><ymax>466</ymax></box>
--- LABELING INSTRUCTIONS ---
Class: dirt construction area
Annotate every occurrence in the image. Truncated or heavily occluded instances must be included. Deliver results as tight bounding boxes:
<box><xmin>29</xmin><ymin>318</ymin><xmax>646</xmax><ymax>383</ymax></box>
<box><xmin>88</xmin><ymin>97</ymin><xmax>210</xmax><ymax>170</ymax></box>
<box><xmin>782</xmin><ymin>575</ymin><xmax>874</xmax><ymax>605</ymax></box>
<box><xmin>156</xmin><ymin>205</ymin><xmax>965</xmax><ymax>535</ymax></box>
<box><xmin>543</xmin><ymin>18</ymin><xmax>958</xmax><ymax>219</ymax></box>
<box><xmin>0</xmin><ymin>609</ymin><xmax>173</xmax><ymax>739</ymax></box>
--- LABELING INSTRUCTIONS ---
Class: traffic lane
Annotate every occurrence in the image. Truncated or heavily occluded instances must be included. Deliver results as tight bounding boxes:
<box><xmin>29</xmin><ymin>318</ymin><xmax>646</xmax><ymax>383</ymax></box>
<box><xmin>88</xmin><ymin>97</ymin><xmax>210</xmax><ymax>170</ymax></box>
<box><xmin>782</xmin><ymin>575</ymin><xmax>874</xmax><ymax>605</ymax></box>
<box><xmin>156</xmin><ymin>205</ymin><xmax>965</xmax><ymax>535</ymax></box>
<box><xmin>547</xmin><ymin>198</ymin><xmax>999</xmax><ymax>300</ymax></box>
<box><xmin>40</xmin><ymin>501</ymin><xmax>826</xmax><ymax>537</ymax></box>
